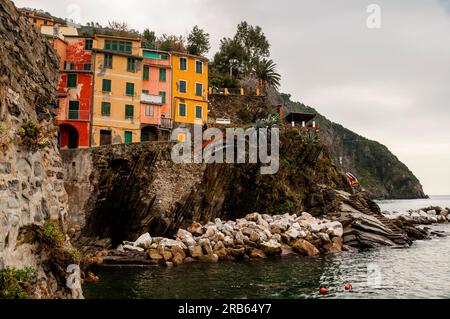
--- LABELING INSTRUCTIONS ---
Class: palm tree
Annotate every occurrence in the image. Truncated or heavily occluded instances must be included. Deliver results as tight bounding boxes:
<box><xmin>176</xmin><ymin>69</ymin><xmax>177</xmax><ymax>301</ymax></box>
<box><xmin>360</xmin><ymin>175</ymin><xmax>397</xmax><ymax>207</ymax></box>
<box><xmin>254</xmin><ymin>59</ymin><xmax>281</xmax><ymax>93</ymax></box>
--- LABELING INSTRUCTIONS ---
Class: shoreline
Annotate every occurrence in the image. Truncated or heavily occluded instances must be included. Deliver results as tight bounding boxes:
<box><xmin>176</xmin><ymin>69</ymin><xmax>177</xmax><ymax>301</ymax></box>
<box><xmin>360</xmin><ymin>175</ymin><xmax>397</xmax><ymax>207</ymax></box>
<box><xmin>79</xmin><ymin>206</ymin><xmax>450</xmax><ymax>276</ymax></box>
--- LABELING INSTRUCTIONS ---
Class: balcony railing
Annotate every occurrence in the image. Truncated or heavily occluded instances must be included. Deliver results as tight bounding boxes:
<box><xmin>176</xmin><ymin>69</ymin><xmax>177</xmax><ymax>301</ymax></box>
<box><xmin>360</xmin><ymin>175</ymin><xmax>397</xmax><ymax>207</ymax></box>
<box><xmin>159</xmin><ymin>117</ymin><xmax>173</xmax><ymax>130</ymax></box>
<box><xmin>141</xmin><ymin>93</ymin><xmax>163</xmax><ymax>105</ymax></box>
<box><xmin>63</xmin><ymin>62</ymin><xmax>92</xmax><ymax>72</ymax></box>
<box><xmin>58</xmin><ymin>109</ymin><xmax>90</xmax><ymax>121</ymax></box>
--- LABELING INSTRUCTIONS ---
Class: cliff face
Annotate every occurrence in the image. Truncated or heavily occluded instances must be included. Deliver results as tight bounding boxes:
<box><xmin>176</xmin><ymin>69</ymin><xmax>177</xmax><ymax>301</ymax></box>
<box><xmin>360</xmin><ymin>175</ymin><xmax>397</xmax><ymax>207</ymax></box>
<box><xmin>279</xmin><ymin>94</ymin><xmax>426</xmax><ymax>200</ymax></box>
<box><xmin>0</xmin><ymin>0</ymin><xmax>75</xmax><ymax>298</ymax></box>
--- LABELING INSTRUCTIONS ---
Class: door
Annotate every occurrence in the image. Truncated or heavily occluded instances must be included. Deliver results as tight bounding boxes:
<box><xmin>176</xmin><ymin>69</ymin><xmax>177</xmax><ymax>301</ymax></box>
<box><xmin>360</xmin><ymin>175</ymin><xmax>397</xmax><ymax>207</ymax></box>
<box><xmin>124</xmin><ymin>131</ymin><xmax>133</xmax><ymax>144</ymax></box>
<box><xmin>100</xmin><ymin>130</ymin><xmax>112</xmax><ymax>146</ymax></box>
<box><xmin>68</xmin><ymin>101</ymin><xmax>79</xmax><ymax>120</ymax></box>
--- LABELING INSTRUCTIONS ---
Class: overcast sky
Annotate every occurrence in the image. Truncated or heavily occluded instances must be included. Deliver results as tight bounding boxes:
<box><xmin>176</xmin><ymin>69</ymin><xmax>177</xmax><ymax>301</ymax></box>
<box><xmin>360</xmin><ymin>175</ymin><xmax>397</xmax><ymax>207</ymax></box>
<box><xmin>14</xmin><ymin>0</ymin><xmax>450</xmax><ymax>195</ymax></box>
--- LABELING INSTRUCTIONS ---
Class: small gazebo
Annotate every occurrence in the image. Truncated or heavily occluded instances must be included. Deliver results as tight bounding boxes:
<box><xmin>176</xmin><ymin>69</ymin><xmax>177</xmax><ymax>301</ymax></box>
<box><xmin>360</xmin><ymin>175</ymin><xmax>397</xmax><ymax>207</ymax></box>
<box><xmin>284</xmin><ymin>111</ymin><xmax>317</xmax><ymax>128</ymax></box>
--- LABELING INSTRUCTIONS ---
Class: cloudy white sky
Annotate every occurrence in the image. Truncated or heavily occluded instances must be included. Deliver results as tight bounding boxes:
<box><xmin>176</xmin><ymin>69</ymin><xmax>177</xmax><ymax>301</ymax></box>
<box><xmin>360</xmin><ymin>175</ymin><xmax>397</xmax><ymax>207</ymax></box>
<box><xmin>14</xmin><ymin>0</ymin><xmax>450</xmax><ymax>195</ymax></box>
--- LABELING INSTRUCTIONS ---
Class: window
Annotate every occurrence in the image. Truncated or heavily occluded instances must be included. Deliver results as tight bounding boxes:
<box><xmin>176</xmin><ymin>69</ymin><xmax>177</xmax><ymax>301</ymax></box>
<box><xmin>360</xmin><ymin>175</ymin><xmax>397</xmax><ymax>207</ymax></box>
<box><xmin>44</xmin><ymin>20</ymin><xmax>47</xmax><ymax>25</ymax></box>
<box><xmin>85</xmin><ymin>39</ymin><xmax>93</xmax><ymax>50</ymax></box>
<box><xmin>68</xmin><ymin>101</ymin><xmax>79</xmax><ymax>120</ymax></box>
<box><xmin>104</xmin><ymin>53</ymin><xmax>113</xmax><ymax>69</ymax></box>
<box><xmin>104</xmin><ymin>40</ymin><xmax>132</xmax><ymax>54</ymax></box>
<box><xmin>145</xmin><ymin>105</ymin><xmax>153</xmax><ymax>116</ymax></box>
<box><xmin>100</xmin><ymin>130</ymin><xmax>112</xmax><ymax>145</ymax></box>
<box><xmin>67</xmin><ymin>74</ymin><xmax>77</xmax><ymax>88</ymax></box>
<box><xmin>84</xmin><ymin>63</ymin><xmax>91</xmax><ymax>71</ymax></box>
<box><xmin>124</xmin><ymin>131</ymin><xmax>133</xmax><ymax>144</ymax></box>
<box><xmin>101</xmin><ymin>102</ymin><xmax>111</xmax><ymax>116</ymax></box>
<box><xmin>102</xmin><ymin>79</ymin><xmax>111</xmax><ymax>92</ymax></box>
<box><xmin>195</xmin><ymin>83</ymin><xmax>203</xmax><ymax>97</ymax></box>
<box><xmin>127</xmin><ymin>58</ymin><xmax>136</xmax><ymax>72</ymax></box>
<box><xmin>142</xmin><ymin>89</ymin><xmax>149</xmax><ymax>94</ymax></box>
<box><xmin>178</xmin><ymin>103</ymin><xmax>187</xmax><ymax>117</ymax></box>
<box><xmin>64</xmin><ymin>62</ymin><xmax>75</xmax><ymax>70</ymax></box>
<box><xmin>178</xmin><ymin>80</ymin><xmax>187</xmax><ymax>93</ymax></box>
<box><xmin>159</xmin><ymin>91</ymin><xmax>166</xmax><ymax>104</ymax></box>
<box><xmin>143</xmin><ymin>65</ymin><xmax>149</xmax><ymax>80</ymax></box>
<box><xmin>126</xmin><ymin>83</ymin><xmax>135</xmax><ymax>96</ymax></box>
<box><xmin>159</xmin><ymin>68</ymin><xmax>166</xmax><ymax>82</ymax></box>
<box><xmin>161</xmin><ymin>54</ymin><xmax>168</xmax><ymax>60</ymax></box>
<box><xmin>195</xmin><ymin>106</ymin><xmax>203</xmax><ymax>119</ymax></box>
<box><xmin>125</xmin><ymin>105</ymin><xmax>134</xmax><ymax>119</ymax></box>
<box><xmin>195</xmin><ymin>60</ymin><xmax>203</xmax><ymax>74</ymax></box>
<box><xmin>180</xmin><ymin>57</ymin><xmax>187</xmax><ymax>70</ymax></box>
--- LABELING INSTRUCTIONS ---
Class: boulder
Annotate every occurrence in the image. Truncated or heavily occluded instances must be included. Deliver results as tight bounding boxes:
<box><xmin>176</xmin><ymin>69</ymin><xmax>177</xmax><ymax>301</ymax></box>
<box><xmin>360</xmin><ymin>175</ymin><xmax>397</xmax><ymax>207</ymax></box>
<box><xmin>123</xmin><ymin>244</ymin><xmax>144</xmax><ymax>252</ymax></box>
<box><xmin>159</xmin><ymin>238</ymin><xmax>187</xmax><ymax>250</ymax></box>
<box><xmin>172</xmin><ymin>254</ymin><xmax>184</xmax><ymax>266</ymax></box>
<box><xmin>171</xmin><ymin>245</ymin><xmax>186</xmax><ymax>259</ymax></box>
<box><xmin>184</xmin><ymin>257</ymin><xmax>197</xmax><ymax>263</ymax></box>
<box><xmin>149</xmin><ymin>249</ymin><xmax>164</xmax><ymax>261</ymax></box>
<box><xmin>199</xmin><ymin>254</ymin><xmax>219</xmax><ymax>263</ymax></box>
<box><xmin>292</xmin><ymin>239</ymin><xmax>320</xmax><ymax>256</ymax></box>
<box><xmin>323</xmin><ymin>237</ymin><xmax>343</xmax><ymax>253</ymax></box>
<box><xmin>260</xmin><ymin>240</ymin><xmax>282</xmax><ymax>255</ymax></box>
<box><xmin>227</xmin><ymin>247</ymin><xmax>246</xmax><ymax>258</ymax></box>
<box><xmin>134</xmin><ymin>233</ymin><xmax>152</xmax><ymax>249</ymax></box>
<box><xmin>270</xmin><ymin>219</ymin><xmax>290</xmax><ymax>232</ymax></box>
<box><xmin>166</xmin><ymin>262</ymin><xmax>174</xmax><ymax>267</ymax></box>
<box><xmin>223</xmin><ymin>236</ymin><xmax>235</xmax><ymax>247</ymax></box>
<box><xmin>162</xmin><ymin>250</ymin><xmax>173</xmax><ymax>262</ymax></box>
<box><xmin>189</xmin><ymin>245</ymin><xmax>203</xmax><ymax>258</ymax></box>
<box><xmin>249</xmin><ymin>248</ymin><xmax>267</xmax><ymax>259</ymax></box>
<box><xmin>200</xmin><ymin>239</ymin><xmax>214</xmax><ymax>255</ymax></box>
<box><xmin>188</xmin><ymin>221</ymin><xmax>204</xmax><ymax>236</ymax></box>
<box><xmin>271</xmin><ymin>233</ymin><xmax>282</xmax><ymax>243</ymax></box>
<box><xmin>249</xmin><ymin>230</ymin><xmax>261</xmax><ymax>242</ymax></box>
<box><xmin>280</xmin><ymin>244</ymin><xmax>297</xmax><ymax>256</ymax></box>
<box><xmin>213</xmin><ymin>241</ymin><xmax>228</xmax><ymax>259</ymax></box>
<box><xmin>324</xmin><ymin>221</ymin><xmax>344</xmax><ymax>238</ymax></box>
<box><xmin>318</xmin><ymin>232</ymin><xmax>331</xmax><ymax>244</ymax></box>
<box><xmin>176</xmin><ymin>229</ymin><xmax>196</xmax><ymax>247</ymax></box>
<box><xmin>245</xmin><ymin>212</ymin><xmax>261</xmax><ymax>222</ymax></box>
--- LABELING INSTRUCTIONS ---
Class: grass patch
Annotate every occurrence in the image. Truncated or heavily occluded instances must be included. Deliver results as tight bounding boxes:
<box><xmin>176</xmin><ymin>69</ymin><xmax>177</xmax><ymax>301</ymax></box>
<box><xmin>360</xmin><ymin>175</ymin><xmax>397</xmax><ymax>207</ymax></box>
<box><xmin>0</xmin><ymin>267</ymin><xmax>35</xmax><ymax>299</ymax></box>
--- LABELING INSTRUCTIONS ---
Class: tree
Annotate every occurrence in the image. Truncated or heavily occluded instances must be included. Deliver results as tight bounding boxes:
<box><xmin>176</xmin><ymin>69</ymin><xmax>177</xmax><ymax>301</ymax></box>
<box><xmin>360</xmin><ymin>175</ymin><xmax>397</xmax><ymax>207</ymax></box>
<box><xmin>211</xmin><ymin>21</ymin><xmax>271</xmax><ymax>77</ymax></box>
<box><xmin>254</xmin><ymin>59</ymin><xmax>281</xmax><ymax>91</ymax></box>
<box><xmin>187</xmin><ymin>25</ymin><xmax>210</xmax><ymax>56</ymax></box>
<box><xmin>107</xmin><ymin>21</ymin><xmax>130</xmax><ymax>32</ymax></box>
<box><xmin>142</xmin><ymin>29</ymin><xmax>157</xmax><ymax>49</ymax></box>
<box><xmin>157</xmin><ymin>34</ymin><xmax>186</xmax><ymax>52</ymax></box>
<box><xmin>234</xmin><ymin>22</ymin><xmax>270</xmax><ymax>73</ymax></box>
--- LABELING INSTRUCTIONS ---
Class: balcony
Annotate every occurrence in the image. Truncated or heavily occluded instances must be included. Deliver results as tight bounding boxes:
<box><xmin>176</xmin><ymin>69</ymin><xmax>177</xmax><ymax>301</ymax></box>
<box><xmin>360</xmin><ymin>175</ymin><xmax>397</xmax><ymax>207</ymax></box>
<box><xmin>58</xmin><ymin>109</ymin><xmax>90</xmax><ymax>121</ymax></box>
<box><xmin>141</xmin><ymin>93</ymin><xmax>163</xmax><ymax>105</ymax></box>
<box><xmin>159</xmin><ymin>118</ymin><xmax>173</xmax><ymax>130</ymax></box>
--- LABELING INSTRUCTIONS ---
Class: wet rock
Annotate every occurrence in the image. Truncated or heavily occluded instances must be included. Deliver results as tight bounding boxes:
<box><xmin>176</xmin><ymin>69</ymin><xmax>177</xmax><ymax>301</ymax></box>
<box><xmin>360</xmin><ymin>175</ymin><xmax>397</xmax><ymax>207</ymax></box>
<box><xmin>292</xmin><ymin>239</ymin><xmax>320</xmax><ymax>256</ymax></box>
<box><xmin>260</xmin><ymin>240</ymin><xmax>282</xmax><ymax>255</ymax></box>
<box><xmin>280</xmin><ymin>244</ymin><xmax>297</xmax><ymax>256</ymax></box>
<box><xmin>149</xmin><ymin>249</ymin><xmax>164</xmax><ymax>261</ymax></box>
<box><xmin>323</xmin><ymin>237</ymin><xmax>343</xmax><ymax>253</ymax></box>
<box><xmin>172</xmin><ymin>254</ymin><xmax>184</xmax><ymax>266</ymax></box>
<box><xmin>123</xmin><ymin>244</ymin><xmax>144</xmax><ymax>252</ymax></box>
<box><xmin>199</xmin><ymin>254</ymin><xmax>219</xmax><ymax>263</ymax></box>
<box><xmin>199</xmin><ymin>239</ymin><xmax>214</xmax><ymax>255</ymax></box>
<box><xmin>162</xmin><ymin>250</ymin><xmax>173</xmax><ymax>262</ymax></box>
<box><xmin>249</xmin><ymin>248</ymin><xmax>267</xmax><ymax>259</ymax></box>
<box><xmin>189</xmin><ymin>245</ymin><xmax>203</xmax><ymax>258</ymax></box>
<box><xmin>227</xmin><ymin>247</ymin><xmax>246</xmax><ymax>258</ymax></box>
<box><xmin>184</xmin><ymin>257</ymin><xmax>197</xmax><ymax>263</ymax></box>
<box><xmin>213</xmin><ymin>241</ymin><xmax>228</xmax><ymax>259</ymax></box>
<box><xmin>134</xmin><ymin>233</ymin><xmax>152</xmax><ymax>249</ymax></box>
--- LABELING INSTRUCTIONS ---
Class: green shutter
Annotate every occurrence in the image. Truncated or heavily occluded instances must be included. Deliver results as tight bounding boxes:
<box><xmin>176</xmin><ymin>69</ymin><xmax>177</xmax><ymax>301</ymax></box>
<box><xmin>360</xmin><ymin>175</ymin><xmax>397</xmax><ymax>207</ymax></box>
<box><xmin>142</xmin><ymin>89</ymin><xmax>149</xmax><ymax>94</ymax></box>
<box><xmin>68</xmin><ymin>101</ymin><xmax>79</xmax><ymax>119</ymax></box>
<box><xmin>196</xmin><ymin>61</ymin><xmax>203</xmax><ymax>73</ymax></box>
<box><xmin>195</xmin><ymin>106</ymin><xmax>202</xmax><ymax>119</ymax></box>
<box><xmin>101</xmin><ymin>102</ymin><xmax>111</xmax><ymax>116</ymax></box>
<box><xmin>124</xmin><ymin>131</ymin><xmax>133</xmax><ymax>144</ymax></box>
<box><xmin>143</xmin><ymin>65</ymin><xmax>149</xmax><ymax>80</ymax></box>
<box><xmin>67</xmin><ymin>74</ymin><xmax>77</xmax><ymax>88</ymax></box>
<box><xmin>102</xmin><ymin>79</ymin><xmax>111</xmax><ymax>92</ymax></box>
<box><xmin>196</xmin><ymin>83</ymin><xmax>203</xmax><ymax>96</ymax></box>
<box><xmin>179</xmin><ymin>80</ymin><xmax>187</xmax><ymax>93</ymax></box>
<box><xmin>105</xmin><ymin>40</ymin><xmax>111</xmax><ymax>50</ymax></box>
<box><xmin>159</xmin><ymin>68</ymin><xmax>166</xmax><ymax>82</ymax></box>
<box><xmin>104</xmin><ymin>53</ymin><xmax>113</xmax><ymax>68</ymax></box>
<box><xmin>85</xmin><ymin>39</ymin><xmax>93</xmax><ymax>50</ymax></box>
<box><xmin>179</xmin><ymin>103</ymin><xmax>186</xmax><ymax>117</ymax></box>
<box><xmin>125</xmin><ymin>105</ymin><xmax>134</xmax><ymax>119</ymax></box>
<box><xmin>126</xmin><ymin>83</ymin><xmax>135</xmax><ymax>96</ymax></box>
<box><xmin>180</xmin><ymin>57</ymin><xmax>187</xmax><ymax>70</ymax></box>
<box><xmin>159</xmin><ymin>91</ymin><xmax>166</xmax><ymax>104</ymax></box>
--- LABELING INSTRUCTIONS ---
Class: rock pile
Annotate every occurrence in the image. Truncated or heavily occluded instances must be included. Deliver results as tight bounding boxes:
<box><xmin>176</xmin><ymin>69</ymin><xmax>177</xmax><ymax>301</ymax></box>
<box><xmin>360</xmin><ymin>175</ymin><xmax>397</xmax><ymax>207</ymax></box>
<box><xmin>115</xmin><ymin>212</ymin><xmax>345</xmax><ymax>266</ymax></box>
<box><xmin>382</xmin><ymin>207</ymin><xmax>449</xmax><ymax>225</ymax></box>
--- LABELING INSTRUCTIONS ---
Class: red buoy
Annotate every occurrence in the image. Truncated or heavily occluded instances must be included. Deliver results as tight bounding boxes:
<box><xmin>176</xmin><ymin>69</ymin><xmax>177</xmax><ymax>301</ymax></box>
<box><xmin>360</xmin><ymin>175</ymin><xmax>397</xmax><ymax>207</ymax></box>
<box><xmin>319</xmin><ymin>288</ymin><xmax>329</xmax><ymax>295</ymax></box>
<box><xmin>345</xmin><ymin>283</ymin><xmax>353</xmax><ymax>291</ymax></box>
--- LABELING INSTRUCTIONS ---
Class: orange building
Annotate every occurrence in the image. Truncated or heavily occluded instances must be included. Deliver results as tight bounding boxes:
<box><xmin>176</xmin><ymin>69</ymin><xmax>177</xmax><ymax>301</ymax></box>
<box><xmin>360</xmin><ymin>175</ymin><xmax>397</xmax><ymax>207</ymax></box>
<box><xmin>140</xmin><ymin>49</ymin><xmax>173</xmax><ymax>141</ymax></box>
<box><xmin>20</xmin><ymin>8</ymin><xmax>66</xmax><ymax>30</ymax></box>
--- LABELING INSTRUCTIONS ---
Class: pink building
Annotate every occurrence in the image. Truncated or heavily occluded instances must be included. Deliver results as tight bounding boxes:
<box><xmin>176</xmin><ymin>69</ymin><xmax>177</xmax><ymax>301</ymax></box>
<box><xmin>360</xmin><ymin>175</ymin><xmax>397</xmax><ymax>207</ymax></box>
<box><xmin>140</xmin><ymin>49</ymin><xmax>173</xmax><ymax>141</ymax></box>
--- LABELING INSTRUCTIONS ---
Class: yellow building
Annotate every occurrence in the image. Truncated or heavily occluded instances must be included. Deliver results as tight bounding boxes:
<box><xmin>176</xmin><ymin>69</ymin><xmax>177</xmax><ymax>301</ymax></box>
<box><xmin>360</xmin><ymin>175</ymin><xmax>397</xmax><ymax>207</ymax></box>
<box><xmin>171</xmin><ymin>52</ymin><xmax>209</xmax><ymax>128</ymax></box>
<box><xmin>91</xmin><ymin>35</ymin><xmax>143</xmax><ymax>146</ymax></box>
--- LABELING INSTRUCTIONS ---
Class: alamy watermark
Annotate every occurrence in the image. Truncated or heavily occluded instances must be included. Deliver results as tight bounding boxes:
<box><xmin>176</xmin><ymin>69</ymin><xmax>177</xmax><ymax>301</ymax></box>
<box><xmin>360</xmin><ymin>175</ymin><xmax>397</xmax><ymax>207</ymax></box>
<box><xmin>171</xmin><ymin>125</ymin><xmax>280</xmax><ymax>175</ymax></box>
<box><xmin>367</xmin><ymin>4</ymin><xmax>382</xmax><ymax>29</ymax></box>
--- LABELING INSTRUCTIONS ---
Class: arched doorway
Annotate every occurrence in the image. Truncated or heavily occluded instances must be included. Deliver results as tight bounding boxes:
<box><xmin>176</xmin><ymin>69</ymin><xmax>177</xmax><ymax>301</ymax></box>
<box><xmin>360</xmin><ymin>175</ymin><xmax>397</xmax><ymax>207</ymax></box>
<box><xmin>59</xmin><ymin>124</ymin><xmax>79</xmax><ymax>149</ymax></box>
<box><xmin>141</xmin><ymin>126</ymin><xmax>158</xmax><ymax>142</ymax></box>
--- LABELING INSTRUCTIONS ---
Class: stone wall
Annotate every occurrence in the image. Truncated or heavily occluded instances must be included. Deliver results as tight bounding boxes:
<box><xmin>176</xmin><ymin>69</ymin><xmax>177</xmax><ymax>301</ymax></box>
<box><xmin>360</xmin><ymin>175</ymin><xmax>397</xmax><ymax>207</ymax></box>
<box><xmin>0</xmin><ymin>0</ymin><xmax>72</xmax><ymax>298</ymax></box>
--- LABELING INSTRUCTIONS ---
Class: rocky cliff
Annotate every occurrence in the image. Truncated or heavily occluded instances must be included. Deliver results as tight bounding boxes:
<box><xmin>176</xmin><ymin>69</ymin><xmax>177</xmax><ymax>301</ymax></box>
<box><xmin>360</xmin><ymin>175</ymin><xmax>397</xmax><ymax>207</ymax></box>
<box><xmin>278</xmin><ymin>93</ymin><xmax>426</xmax><ymax>199</ymax></box>
<box><xmin>0</xmin><ymin>0</ymin><xmax>78</xmax><ymax>299</ymax></box>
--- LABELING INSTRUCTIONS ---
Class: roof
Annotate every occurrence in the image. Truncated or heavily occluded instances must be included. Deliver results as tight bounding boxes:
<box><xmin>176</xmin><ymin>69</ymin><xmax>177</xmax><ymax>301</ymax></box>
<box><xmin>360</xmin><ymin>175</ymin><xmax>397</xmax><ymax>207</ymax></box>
<box><xmin>92</xmin><ymin>48</ymin><xmax>143</xmax><ymax>60</ymax></box>
<box><xmin>94</xmin><ymin>34</ymin><xmax>141</xmax><ymax>41</ymax></box>
<box><xmin>170</xmin><ymin>51</ymin><xmax>209</xmax><ymax>62</ymax></box>
<box><xmin>284</xmin><ymin>112</ymin><xmax>316</xmax><ymax>123</ymax></box>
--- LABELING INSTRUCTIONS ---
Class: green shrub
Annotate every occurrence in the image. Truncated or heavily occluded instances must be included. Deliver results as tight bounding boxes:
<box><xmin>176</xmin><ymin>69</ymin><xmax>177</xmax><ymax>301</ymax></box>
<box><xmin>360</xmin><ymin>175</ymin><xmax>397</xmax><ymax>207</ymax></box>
<box><xmin>17</xmin><ymin>120</ymin><xmax>50</xmax><ymax>149</ymax></box>
<box><xmin>41</xmin><ymin>221</ymin><xmax>65</xmax><ymax>246</ymax></box>
<box><xmin>0</xmin><ymin>267</ymin><xmax>35</xmax><ymax>299</ymax></box>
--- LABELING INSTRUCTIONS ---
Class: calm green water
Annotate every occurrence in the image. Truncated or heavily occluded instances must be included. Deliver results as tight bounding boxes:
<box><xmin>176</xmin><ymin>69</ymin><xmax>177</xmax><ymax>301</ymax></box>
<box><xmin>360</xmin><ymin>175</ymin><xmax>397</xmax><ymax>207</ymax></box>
<box><xmin>84</xmin><ymin>197</ymin><xmax>450</xmax><ymax>299</ymax></box>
